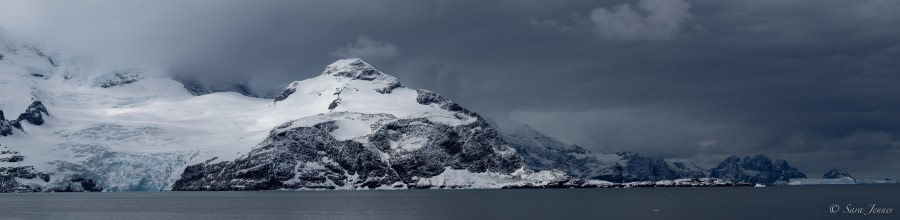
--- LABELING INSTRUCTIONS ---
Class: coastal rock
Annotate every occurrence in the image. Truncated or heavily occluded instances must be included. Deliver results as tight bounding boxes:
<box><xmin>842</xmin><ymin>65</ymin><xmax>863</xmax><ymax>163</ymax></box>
<box><xmin>822</xmin><ymin>169</ymin><xmax>853</xmax><ymax>179</ymax></box>
<box><xmin>709</xmin><ymin>155</ymin><xmax>806</xmax><ymax>184</ymax></box>
<box><xmin>502</xmin><ymin>125</ymin><xmax>707</xmax><ymax>183</ymax></box>
<box><xmin>173</xmin><ymin>114</ymin><xmax>523</xmax><ymax>190</ymax></box>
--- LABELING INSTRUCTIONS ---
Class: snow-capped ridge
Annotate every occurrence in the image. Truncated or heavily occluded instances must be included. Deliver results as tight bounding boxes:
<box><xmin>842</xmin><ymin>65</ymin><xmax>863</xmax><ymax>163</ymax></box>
<box><xmin>322</xmin><ymin>58</ymin><xmax>385</xmax><ymax>80</ymax></box>
<box><xmin>274</xmin><ymin>58</ymin><xmax>405</xmax><ymax>104</ymax></box>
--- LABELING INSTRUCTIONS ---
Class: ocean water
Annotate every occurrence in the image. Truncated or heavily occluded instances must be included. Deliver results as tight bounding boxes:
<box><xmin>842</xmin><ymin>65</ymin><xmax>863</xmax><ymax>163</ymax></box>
<box><xmin>0</xmin><ymin>185</ymin><xmax>897</xmax><ymax>219</ymax></box>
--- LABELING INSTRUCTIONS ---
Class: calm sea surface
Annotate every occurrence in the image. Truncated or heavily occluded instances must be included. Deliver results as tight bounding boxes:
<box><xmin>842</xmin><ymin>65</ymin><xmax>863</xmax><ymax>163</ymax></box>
<box><xmin>1</xmin><ymin>185</ymin><xmax>897</xmax><ymax>220</ymax></box>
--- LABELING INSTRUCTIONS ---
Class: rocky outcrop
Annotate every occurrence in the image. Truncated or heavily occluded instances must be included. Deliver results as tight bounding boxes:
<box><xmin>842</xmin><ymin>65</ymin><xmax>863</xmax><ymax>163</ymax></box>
<box><xmin>322</xmin><ymin>59</ymin><xmax>386</xmax><ymax>81</ymax></box>
<box><xmin>503</xmin><ymin>125</ymin><xmax>706</xmax><ymax>183</ymax></box>
<box><xmin>328</xmin><ymin>98</ymin><xmax>341</xmax><ymax>110</ymax></box>
<box><xmin>16</xmin><ymin>101</ymin><xmax>49</xmax><ymax>126</ymax></box>
<box><xmin>172</xmin><ymin>114</ymin><xmax>523</xmax><ymax>190</ymax></box>
<box><xmin>98</xmin><ymin>72</ymin><xmax>140</xmax><ymax>88</ymax></box>
<box><xmin>0</xmin><ymin>100</ymin><xmax>50</xmax><ymax>136</ymax></box>
<box><xmin>823</xmin><ymin>169</ymin><xmax>853</xmax><ymax>179</ymax></box>
<box><xmin>709</xmin><ymin>155</ymin><xmax>806</xmax><ymax>184</ymax></box>
<box><xmin>0</xmin><ymin>149</ymin><xmax>51</xmax><ymax>193</ymax></box>
<box><xmin>173</xmin><ymin>75</ymin><xmax>266</xmax><ymax>98</ymax></box>
<box><xmin>375</xmin><ymin>81</ymin><xmax>403</xmax><ymax>94</ymax></box>
<box><xmin>415</xmin><ymin>90</ymin><xmax>476</xmax><ymax>117</ymax></box>
<box><xmin>0</xmin><ymin>111</ymin><xmax>12</xmax><ymax>136</ymax></box>
<box><xmin>503</xmin><ymin>125</ymin><xmax>586</xmax><ymax>172</ymax></box>
<box><xmin>613</xmin><ymin>152</ymin><xmax>679</xmax><ymax>182</ymax></box>
<box><xmin>273</xmin><ymin>84</ymin><xmax>296</xmax><ymax>102</ymax></box>
<box><xmin>667</xmin><ymin>160</ymin><xmax>708</xmax><ymax>178</ymax></box>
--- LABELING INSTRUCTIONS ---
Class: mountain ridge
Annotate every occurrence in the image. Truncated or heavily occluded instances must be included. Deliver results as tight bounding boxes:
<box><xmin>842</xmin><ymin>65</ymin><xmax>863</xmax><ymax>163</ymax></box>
<box><xmin>0</xmin><ymin>41</ymin><xmax>813</xmax><ymax>191</ymax></box>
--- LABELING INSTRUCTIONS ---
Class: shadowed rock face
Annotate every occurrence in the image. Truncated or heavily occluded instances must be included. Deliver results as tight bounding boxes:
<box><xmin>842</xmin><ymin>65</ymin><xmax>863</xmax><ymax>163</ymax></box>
<box><xmin>503</xmin><ymin>125</ymin><xmax>586</xmax><ymax>172</ymax></box>
<box><xmin>615</xmin><ymin>152</ymin><xmax>678</xmax><ymax>182</ymax></box>
<box><xmin>0</xmin><ymin>150</ymin><xmax>51</xmax><ymax>193</ymax></box>
<box><xmin>0</xmin><ymin>111</ymin><xmax>12</xmax><ymax>136</ymax></box>
<box><xmin>823</xmin><ymin>169</ymin><xmax>853</xmax><ymax>179</ymax></box>
<box><xmin>709</xmin><ymin>155</ymin><xmax>807</xmax><ymax>184</ymax></box>
<box><xmin>98</xmin><ymin>72</ymin><xmax>140</xmax><ymax>88</ymax></box>
<box><xmin>502</xmin><ymin>125</ymin><xmax>707</xmax><ymax>183</ymax></box>
<box><xmin>1</xmin><ymin>100</ymin><xmax>50</xmax><ymax>136</ymax></box>
<box><xmin>415</xmin><ymin>90</ymin><xmax>476</xmax><ymax>117</ymax></box>
<box><xmin>273</xmin><ymin>87</ymin><xmax>295</xmax><ymax>102</ymax></box>
<box><xmin>171</xmin><ymin>59</ymin><xmax>524</xmax><ymax>191</ymax></box>
<box><xmin>173</xmin><ymin>121</ymin><xmax>401</xmax><ymax>190</ymax></box>
<box><xmin>172</xmin><ymin>116</ymin><xmax>523</xmax><ymax>190</ymax></box>
<box><xmin>17</xmin><ymin>101</ymin><xmax>49</xmax><ymax>126</ymax></box>
<box><xmin>173</xmin><ymin>75</ymin><xmax>266</xmax><ymax>98</ymax></box>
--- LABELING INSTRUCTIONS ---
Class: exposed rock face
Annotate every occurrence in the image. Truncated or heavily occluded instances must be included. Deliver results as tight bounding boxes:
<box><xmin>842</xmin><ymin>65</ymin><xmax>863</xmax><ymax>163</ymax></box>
<box><xmin>823</xmin><ymin>169</ymin><xmax>853</xmax><ymax>179</ymax></box>
<box><xmin>613</xmin><ymin>152</ymin><xmax>679</xmax><ymax>182</ymax></box>
<box><xmin>172</xmin><ymin>114</ymin><xmax>523</xmax><ymax>190</ymax></box>
<box><xmin>16</xmin><ymin>101</ymin><xmax>49</xmax><ymax>126</ymax></box>
<box><xmin>323</xmin><ymin>59</ymin><xmax>386</xmax><ymax>81</ymax></box>
<box><xmin>373</xmin><ymin>118</ymin><xmax>523</xmax><ymax>183</ymax></box>
<box><xmin>173</xmin><ymin>119</ymin><xmax>400</xmax><ymax>190</ymax></box>
<box><xmin>172</xmin><ymin>59</ymin><xmax>524</xmax><ymax>191</ymax></box>
<box><xmin>273</xmin><ymin>85</ymin><xmax>296</xmax><ymax>102</ymax></box>
<box><xmin>0</xmin><ymin>111</ymin><xmax>12</xmax><ymax>136</ymax></box>
<box><xmin>0</xmin><ymin>150</ymin><xmax>51</xmax><ymax>193</ymax></box>
<box><xmin>709</xmin><ymin>155</ymin><xmax>807</xmax><ymax>184</ymax></box>
<box><xmin>173</xmin><ymin>75</ymin><xmax>266</xmax><ymax>98</ymax></box>
<box><xmin>503</xmin><ymin>125</ymin><xmax>585</xmax><ymax>172</ymax></box>
<box><xmin>328</xmin><ymin>98</ymin><xmax>341</xmax><ymax>110</ymax></box>
<box><xmin>98</xmin><ymin>72</ymin><xmax>140</xmax><ymax>88</ymax></box>
<box><xmin>1</xmin><ymin>100</ymin><xmax>51</xmax><ymax>136</ymax></box>
<box><xmin>414</xmin><ymin>90</ymin><xmax>476</xmax><ymax>117</ymax></box>
<box><xmin>375</xmin><ymin>82</ymin><xmax>403</xmax><ymax>94</ymax></box>
<box><xmin>667</xmin><ymin>160</ymin><xmax>708</xmax><ymax>178</ymax></box>
<box><xmin>503</xmin><ymin>125</ymin><xmax>706</xmax><ymax>183</ymax></box>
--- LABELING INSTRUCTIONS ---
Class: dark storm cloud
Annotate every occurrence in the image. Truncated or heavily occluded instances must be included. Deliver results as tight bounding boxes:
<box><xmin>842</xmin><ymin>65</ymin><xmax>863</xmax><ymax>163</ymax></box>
<box><xmin>2</xmin><ymin>0</ymin><xmax>899</xmax><ymax>178</ymax></box>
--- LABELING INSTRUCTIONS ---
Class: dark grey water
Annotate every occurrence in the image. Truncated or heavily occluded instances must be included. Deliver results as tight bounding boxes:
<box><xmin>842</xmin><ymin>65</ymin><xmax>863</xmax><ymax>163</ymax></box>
<box><xmin>1</xmin><ymin>185</ymin><xmax>897</xmax><ymax>220</ymax></box>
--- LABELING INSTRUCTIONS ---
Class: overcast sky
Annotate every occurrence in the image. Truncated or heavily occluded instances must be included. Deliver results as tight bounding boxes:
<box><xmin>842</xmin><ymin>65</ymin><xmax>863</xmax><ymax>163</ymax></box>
<box><xmin>2</xmin><ymin>0</ymin><xmax>899</xmax><ymax>178</ymax></box>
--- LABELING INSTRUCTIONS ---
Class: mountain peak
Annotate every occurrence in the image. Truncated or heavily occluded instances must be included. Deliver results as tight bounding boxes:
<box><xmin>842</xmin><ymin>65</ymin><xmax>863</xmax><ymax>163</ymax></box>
<box><xmin>322</xmin><ymin>58</ymin><xmax>386</xmax><ymax>81</ymax></box>
<box><xmin>823</xmin><ymin>168</ymin><xmax>853</xmax><ymax>179</ymax></box>
<box><xmin>275</xmin><ymin>59</ymin><xmax>404</xmax><ymax>102</ymax></box>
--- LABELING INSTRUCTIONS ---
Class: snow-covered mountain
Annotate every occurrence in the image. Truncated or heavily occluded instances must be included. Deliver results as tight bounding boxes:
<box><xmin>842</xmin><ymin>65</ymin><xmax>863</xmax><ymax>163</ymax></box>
<box><xmin>0</xmin><ymin>39</ymin><xmax>574</xmax><ymax>191</ymax></box>
<box><xmin>171</xmin><ymin>59</ymin><xmax>544</xmax><ymax>190</ymax></box>
<box><xmin>708</xmin><ymin>155</ymin><xmax>806</xmax><ymax>184</ymax></box>
<box><xmin>0</xmin><ymin>37</ymin><xmax>811</xmax><ymax>192</ymax></box>
<box><xmin>503</xmin><ymin>125</ymin><xmax>708</xmax><ymax>183</ymax></box>
<box><xmin>502</xmin><ymin>125</ymin><xmax>810</xmax><ymax>185</ymax></box>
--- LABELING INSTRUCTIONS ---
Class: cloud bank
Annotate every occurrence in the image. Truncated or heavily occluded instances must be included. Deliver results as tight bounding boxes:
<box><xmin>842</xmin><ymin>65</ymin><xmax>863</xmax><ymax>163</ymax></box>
<box><xmin>1</xmin><ymin>0</ymin><xmax>900</xmax><ymax>178</ymax></box>
<box><xmin>589</xmin><ymin>0</ymin><xmax>692</xmax><ymax>41</ymax></box>
<box><xmin>331</xmin><ymin>36</ymin><xmax>399</xmax><ymax>60</ymax></box>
